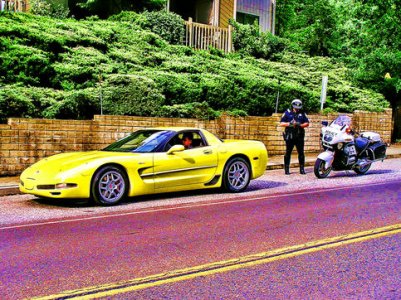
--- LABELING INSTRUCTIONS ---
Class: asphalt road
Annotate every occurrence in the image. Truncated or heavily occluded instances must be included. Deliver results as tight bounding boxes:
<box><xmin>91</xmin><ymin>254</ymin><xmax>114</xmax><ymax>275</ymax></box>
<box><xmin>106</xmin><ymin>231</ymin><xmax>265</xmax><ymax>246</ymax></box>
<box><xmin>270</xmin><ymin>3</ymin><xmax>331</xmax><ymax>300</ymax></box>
<box><xmin>1</xmin><ymin>158</ymin><xmax>401</xmax><ymax>299</ymax></box>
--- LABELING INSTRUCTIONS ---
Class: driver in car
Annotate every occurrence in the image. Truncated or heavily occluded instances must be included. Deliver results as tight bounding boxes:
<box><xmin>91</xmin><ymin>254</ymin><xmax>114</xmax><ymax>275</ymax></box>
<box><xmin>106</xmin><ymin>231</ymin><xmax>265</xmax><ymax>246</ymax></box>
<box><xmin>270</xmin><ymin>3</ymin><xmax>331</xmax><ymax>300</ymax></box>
<box><xmin>182</xmin><ymin>132</ymin><xmax>193</xmax><ymax>149</ymax></box>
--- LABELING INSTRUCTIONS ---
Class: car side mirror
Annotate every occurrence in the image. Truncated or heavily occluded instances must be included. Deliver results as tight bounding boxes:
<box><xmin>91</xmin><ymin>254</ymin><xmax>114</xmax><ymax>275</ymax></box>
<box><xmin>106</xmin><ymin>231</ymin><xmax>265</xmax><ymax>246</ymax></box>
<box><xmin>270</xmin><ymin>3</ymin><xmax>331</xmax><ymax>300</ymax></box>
<box><xmin>167</xmin><ymin>144</ymin><xmax>185</xmax><ymax>155</ymax></box>
<box><xmin>321</xmin><ymin>121</ymin><xmax>329</xmax><ymax>127</ymax></box>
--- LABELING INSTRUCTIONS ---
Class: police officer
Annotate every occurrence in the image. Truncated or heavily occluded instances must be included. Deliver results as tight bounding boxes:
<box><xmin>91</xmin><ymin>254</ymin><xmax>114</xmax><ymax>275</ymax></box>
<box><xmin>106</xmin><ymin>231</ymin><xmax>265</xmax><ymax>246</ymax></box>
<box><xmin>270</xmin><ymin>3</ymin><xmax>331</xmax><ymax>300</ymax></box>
<box><xmin>280</xmin><ymin>99</ymin><xmax>310</xmax><ymax>175</ymax></box>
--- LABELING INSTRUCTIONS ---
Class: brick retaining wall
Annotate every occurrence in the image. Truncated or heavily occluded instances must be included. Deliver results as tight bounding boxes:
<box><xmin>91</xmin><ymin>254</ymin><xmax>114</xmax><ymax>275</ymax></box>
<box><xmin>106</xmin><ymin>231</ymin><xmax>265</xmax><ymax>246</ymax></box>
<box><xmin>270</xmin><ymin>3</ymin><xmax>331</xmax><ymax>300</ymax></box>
<box><xmin>0</xmin><ymin>109</ymin><xmax>392</xmax><ymax>176</ymax></box>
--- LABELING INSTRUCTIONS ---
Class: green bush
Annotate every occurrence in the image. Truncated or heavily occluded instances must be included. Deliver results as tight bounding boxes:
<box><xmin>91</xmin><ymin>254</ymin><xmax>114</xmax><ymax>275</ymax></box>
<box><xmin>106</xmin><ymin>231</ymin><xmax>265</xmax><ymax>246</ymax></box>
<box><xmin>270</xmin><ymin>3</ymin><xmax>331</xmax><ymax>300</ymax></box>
<box><xmin>159</xmin><ymin>102</ymin><xmax>220</xmax><ymax>120</ymax></box>
<box><xmin>0</xmin><ymin>86</ymin><xmax>36</xmax><ymax>122</ymax></box>
<box><xmin>30</xmin><ymin>0</ymin><xmax>70</xmax><ymax>19</ymax></box>
<box><xmin>230</xmin><ymin>20</ymin><xmax>289</xmax><ymax>60</ymax></box>
<box><xmin>49</xmin><ymin>88</ymin><xmax>100</xmax><ymax>119</ymax></box>
<box><xmin>0</xmin><ymin>41</ymin><xmax>55</xmax><ymax>86</ymax></box>
<box><xmin>0</xmin><ymin>13</ymin><xmax>390</xmax><ymax>122</ymax></box>
<box><xmin>141</xmin><ymin>11</ymin><xmax>184</xmax><ymax>45</ymax></box>
<box><xmin>101</xmin><ymin>74</ymin><xmax>165</xmax><ymax>116</ymax></box>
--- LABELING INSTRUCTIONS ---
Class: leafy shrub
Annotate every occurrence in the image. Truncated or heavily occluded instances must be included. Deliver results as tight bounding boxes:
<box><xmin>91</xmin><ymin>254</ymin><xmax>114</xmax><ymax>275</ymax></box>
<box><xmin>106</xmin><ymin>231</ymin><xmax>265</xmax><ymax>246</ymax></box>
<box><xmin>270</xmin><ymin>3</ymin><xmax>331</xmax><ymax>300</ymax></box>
<box><xmin>150</xmin><ymin>72</ymin><xmax>202</xmax><ymax>105</ymax></box>
<box><xmin>110</xmin><ymin>10</ymin><xmax>184</xmax><ymax>45</ymax></box>
<box><xmin>101</xmin><ymin>74</ymin><xmax>165</xmax><ymax>116</ymax></box>
<box><xmin>0</xmin><ymin>42</ymin><xmax>55</xmax><ymax>86</ymax></box>
<box><xmin>230</xmin><ymin>20</ymin><xmax>289</xmax><ymax>60</ymax></box>
<box><xmin>141</xmin><ymin>11</ymin><xmax>184</xmax><ymax>45</ymax></box>
<box><xmin>53</xmin><ymin>47</ymin><xmax>113</xmax><ymax>89</ymax></box>
<box><xmin>0</xmin><ymin>13</ymin><xmax>390</xmax><ymax>122</ymax></box>
<box><xmin>108</xmin><ymin>11</ymin><xmax>144</xmax><ymax>23</ymax></box>
<box><xmin>48</xmin><ymin>88</ymin><xmax>100</xmax><ymax>119</ymax></box>
<box><xmin>30</xmin><ymin>0</ymin><xmax>70</xmax><ymax>19</ymax></box>
<box><xmin>0</xmin><ymin>86</ymin><xmax>36</xmax><ymax>122</ymax></box>
<box><xmin>159</xmin><ymin>102</ymin><xmax>220</xmax><ymax>120</ymax></box>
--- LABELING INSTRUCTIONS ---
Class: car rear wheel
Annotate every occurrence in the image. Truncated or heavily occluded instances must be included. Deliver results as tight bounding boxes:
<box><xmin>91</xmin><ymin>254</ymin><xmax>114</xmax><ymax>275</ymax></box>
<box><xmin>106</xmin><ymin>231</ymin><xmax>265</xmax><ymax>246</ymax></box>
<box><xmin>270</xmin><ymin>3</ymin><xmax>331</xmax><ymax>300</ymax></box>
<box><xmin>91</xmin><ymin>166</ymin><xmax>128</xmax><ymax>206</ymax></box>
<box><xmin>222</xmin><ymin>157</ymin><xmax>251</xmax><ymax>192</ymax></box>
<box><xmin>354</xmin><ymin>163</ymin><xmax>371</xmax><ymax>175</ymax></box>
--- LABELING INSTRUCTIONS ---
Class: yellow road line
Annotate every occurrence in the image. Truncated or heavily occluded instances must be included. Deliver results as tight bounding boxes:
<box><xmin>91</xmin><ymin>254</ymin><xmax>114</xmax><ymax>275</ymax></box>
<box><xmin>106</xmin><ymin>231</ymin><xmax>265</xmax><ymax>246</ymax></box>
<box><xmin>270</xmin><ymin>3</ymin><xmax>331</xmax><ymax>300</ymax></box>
<box><xmin>32</xmin><ymin>224</ymin><xmax>401</xmax><ymax>300</ymax></box>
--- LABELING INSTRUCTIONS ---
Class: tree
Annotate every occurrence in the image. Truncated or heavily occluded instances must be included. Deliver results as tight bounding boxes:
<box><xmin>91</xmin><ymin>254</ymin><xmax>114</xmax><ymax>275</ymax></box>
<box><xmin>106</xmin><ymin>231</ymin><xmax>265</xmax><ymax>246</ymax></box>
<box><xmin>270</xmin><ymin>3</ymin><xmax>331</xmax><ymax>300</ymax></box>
<box><xmin>70</xmin><ymin>0</ymin><xmax>166</xmax><ymax>19</ymax></box>
<box><xmin>276</xmin><ymin>0</ymin><xmax>339</xmax><ymax>56</ymax></box>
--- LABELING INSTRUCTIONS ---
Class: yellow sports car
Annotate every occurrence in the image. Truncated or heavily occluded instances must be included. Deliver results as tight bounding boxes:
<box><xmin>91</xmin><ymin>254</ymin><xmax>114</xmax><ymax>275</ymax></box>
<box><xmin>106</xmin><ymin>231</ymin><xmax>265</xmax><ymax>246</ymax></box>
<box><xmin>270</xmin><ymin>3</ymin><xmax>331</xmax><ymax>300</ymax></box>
<box><xmin>19</xmin><ymin>128</ymin><xmax>268</xmax><ymax>205</ymax></box>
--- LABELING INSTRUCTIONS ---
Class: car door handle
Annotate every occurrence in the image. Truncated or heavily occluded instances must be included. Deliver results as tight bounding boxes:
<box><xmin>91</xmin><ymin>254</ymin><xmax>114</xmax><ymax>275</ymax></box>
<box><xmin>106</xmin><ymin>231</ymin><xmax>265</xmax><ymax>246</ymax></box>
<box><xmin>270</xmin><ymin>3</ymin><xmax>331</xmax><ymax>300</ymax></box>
<box><xmin>203</xmin><ymin>149</ymin><xmax>213</xmax><ymax>154</ymax></box>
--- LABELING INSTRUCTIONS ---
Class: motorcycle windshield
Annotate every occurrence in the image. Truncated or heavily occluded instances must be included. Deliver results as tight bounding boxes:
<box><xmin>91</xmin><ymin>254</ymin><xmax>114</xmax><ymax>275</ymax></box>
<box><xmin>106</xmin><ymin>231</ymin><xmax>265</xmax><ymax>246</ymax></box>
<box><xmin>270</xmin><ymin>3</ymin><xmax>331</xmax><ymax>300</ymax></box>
<box><xmin>331</xmin><ymin>115</ymin><xmax>351</xmax><ymax>127</ymax></box>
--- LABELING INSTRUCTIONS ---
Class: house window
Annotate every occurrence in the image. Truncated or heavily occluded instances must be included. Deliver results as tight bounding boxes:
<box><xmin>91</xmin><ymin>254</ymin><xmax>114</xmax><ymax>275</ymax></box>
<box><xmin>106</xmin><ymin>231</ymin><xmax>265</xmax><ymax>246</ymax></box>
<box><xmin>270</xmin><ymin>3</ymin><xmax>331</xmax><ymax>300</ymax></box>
<box><xmin>236</xmin><ymin>12</ymin><xmax>259</xmax><ymax>26</ymax></box>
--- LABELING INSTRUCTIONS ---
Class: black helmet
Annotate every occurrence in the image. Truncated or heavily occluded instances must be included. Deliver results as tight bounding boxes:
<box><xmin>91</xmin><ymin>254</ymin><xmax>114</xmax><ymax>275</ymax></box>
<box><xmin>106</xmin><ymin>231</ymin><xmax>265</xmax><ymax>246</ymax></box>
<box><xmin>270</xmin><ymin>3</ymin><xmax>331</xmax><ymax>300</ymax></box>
<box><xmin>291</xmin><ymin>99</ymin><xmax>302</xmax><ymax>109</ymax></box>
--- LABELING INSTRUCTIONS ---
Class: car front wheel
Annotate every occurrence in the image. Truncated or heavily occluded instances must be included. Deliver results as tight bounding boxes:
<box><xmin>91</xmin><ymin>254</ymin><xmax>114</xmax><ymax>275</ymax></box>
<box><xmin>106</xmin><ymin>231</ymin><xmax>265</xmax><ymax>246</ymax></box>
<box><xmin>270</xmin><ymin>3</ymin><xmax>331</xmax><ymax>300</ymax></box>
<box><xmin>222</xmin><ymin>157</ymin><xmax>251</xmax><ymax>192</ymax></box>
<box><xmin>91</xmin><ymin>166</ymin><xmax>128</xmax><ymax>206</ymax></box>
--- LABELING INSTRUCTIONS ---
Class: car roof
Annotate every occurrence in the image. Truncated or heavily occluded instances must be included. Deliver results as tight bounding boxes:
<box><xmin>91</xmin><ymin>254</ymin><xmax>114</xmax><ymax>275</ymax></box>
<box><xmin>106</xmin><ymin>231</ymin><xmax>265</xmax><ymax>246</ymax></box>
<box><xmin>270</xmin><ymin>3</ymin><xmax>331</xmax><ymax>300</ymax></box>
<box><xmin>148</xmin><ymin>127</ymin><xmax>204</xmax><ymax>132</ymax></box>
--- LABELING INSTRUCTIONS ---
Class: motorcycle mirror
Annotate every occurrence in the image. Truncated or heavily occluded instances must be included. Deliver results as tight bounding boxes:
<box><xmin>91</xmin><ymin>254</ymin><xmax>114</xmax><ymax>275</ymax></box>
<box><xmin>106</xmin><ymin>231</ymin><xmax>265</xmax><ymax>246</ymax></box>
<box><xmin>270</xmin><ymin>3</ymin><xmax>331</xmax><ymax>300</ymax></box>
<box><xmin>321</xmin><ymin>121</ymin><xmax>328</xmax><ymax>127</ymax></box>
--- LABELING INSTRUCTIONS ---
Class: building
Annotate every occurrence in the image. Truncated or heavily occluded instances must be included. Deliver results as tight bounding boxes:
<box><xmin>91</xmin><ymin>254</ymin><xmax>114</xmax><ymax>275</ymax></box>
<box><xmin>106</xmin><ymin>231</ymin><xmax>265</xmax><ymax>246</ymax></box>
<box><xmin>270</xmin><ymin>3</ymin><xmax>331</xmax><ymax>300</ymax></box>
<box><xmin>1</xmin><ymin>0</ymin><xmax>29</xmax><ymax>12</ymax></box>
<box><xmin>167</xmin><ymin>0</ymin><xmax>276</xmax><ymax>33</ymax></box>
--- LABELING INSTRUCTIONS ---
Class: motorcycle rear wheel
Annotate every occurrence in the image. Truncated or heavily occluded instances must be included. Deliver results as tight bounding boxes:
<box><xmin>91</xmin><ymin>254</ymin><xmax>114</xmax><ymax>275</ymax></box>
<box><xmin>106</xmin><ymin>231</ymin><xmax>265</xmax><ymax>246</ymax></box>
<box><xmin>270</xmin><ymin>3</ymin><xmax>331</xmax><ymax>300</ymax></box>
<box><xmin>354</xmin><ymin>163</ymin><xmax>371</xmax><ymax>175</ymax></box>
<box><xmin>314</xmin><ymin>158</ymin><xmax>332</xmax><ymax>179</ymax></box>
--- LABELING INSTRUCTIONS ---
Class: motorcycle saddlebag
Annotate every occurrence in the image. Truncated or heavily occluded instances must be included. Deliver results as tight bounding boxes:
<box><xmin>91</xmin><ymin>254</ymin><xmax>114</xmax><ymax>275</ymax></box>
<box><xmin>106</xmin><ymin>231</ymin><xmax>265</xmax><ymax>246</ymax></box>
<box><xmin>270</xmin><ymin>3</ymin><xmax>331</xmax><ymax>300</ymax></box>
<box><xmin>366</xmin><ymin>141</ymin><xmax>387</xmax><ymax>160</ymax></box>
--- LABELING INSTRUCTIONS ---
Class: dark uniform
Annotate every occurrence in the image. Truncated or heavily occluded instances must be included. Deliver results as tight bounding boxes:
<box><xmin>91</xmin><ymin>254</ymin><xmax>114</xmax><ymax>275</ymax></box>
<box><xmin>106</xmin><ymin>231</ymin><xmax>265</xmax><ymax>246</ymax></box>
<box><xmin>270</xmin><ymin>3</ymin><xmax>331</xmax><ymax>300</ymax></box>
<box><xmin>281</xmin><ymin>109</ymin><xmax>310</xmax><ymax>171</ymax></box>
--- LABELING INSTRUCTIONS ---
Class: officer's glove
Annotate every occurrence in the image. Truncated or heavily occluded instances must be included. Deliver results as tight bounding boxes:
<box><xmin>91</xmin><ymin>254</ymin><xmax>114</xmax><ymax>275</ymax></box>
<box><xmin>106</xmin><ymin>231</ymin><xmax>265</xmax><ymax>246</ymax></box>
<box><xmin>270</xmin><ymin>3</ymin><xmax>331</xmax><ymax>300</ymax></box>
<box><xmin>290</xmin><ymin>121</ymin><xmax>300</xmax><ymax>127</ymax></box>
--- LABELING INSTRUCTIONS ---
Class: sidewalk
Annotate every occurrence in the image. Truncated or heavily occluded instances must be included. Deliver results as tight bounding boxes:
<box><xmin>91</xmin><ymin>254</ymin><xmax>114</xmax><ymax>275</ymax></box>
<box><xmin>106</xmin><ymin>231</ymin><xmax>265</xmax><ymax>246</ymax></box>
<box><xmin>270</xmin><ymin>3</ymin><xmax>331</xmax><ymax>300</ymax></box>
<box><xmin>1</xmin><ymin>144</ymin><xmax>401</xmax><ymax>196</ymax></box>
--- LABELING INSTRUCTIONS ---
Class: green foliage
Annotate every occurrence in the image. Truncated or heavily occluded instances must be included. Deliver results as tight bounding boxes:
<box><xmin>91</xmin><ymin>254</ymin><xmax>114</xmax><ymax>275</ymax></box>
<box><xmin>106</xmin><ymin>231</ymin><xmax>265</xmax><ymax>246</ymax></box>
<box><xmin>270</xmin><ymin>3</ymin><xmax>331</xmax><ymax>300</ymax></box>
<box><xmin>277</xmin><ymin>0</ymin><xmax>400</xmax><ymax>112</ymax></box>
<box><xmin>276</xmin><ymin>0</ymin><xmax>339</xmax><ymax>57</ymax></box>
<box><xmin>0</xmin><ymin>86</ymin><xmax>36</xmax><ymax>122</ymax></box>
<box><xmin>111</xmin><ymin>10</ymin><xmax>184</xmax><ymax>45</ymax></box>
<box><xmin>101</xmin><ymin>74</ymin><xmax>165</xmax><ymax>116</ymax></box>
<box><xmin>140</xmin><ymin>11</ymin><xmax>184</xmax><ymax>45</ymax></box>
<box><xmin>230</xmin><ymin>20</ymin><xmax>289</xmax><ymax>60</ymax></box>
<box><xmin>30</xmin><ymin>0</ymin><xmax>70</xmax><ymax>19</ymax></box>
<box><xmin>75</xmin><ymin>0</ymin><xmax>166</xmax><ymax>19</ymax></box>
<box><xmin>0</xmin><ymin>11</ymin><xmax>390</xmax><ymax>122</ymax></box>
<box><xmin>49</xmin><ymin>88</ymin><xmax>100</xmax><ymax>119</ymax></box>
<box><xmin>159</xmin><ymin>102</ymin><xmax>220</xmax><ymax>120</ymax></box>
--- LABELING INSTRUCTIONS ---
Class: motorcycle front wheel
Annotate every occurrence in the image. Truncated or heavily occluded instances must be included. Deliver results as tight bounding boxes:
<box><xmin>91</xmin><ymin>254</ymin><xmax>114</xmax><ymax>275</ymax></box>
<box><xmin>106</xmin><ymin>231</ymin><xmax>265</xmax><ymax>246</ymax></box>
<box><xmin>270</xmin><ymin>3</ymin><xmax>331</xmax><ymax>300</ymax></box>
<box><xmin>314</xmin><ymin>158</ymin><xmax>332</xmax><ymax>179</ymax></box>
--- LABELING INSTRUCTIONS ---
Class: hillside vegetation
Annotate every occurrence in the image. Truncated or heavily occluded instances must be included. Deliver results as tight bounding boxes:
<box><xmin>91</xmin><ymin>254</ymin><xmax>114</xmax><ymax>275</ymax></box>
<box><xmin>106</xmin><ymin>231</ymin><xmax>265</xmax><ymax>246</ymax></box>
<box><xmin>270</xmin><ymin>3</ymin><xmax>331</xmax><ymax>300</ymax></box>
<box><xmin>0</xmin><ymin>11</ymin><xmax>389</xmax><ymax>122</ymax></box>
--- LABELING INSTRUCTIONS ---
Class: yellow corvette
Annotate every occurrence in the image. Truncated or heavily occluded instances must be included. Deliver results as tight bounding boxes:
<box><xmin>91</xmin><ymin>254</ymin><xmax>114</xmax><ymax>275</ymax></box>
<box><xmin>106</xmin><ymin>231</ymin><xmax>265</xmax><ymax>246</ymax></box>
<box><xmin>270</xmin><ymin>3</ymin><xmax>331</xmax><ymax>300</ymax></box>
<box><xmin>19</xmin><ymin>128</ymin><xmax>268</xmax><ymax>205</ymax></box>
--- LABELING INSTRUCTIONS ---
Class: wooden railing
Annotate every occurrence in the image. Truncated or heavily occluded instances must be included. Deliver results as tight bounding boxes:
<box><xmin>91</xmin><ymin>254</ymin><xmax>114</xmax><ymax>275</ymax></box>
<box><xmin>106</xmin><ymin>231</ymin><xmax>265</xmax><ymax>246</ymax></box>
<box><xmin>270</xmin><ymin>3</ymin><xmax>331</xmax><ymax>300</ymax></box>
<box><xmin>1</xmin><ymin>0</ymin><xmax>27</xmax><ymax>12</ymax></box>
<box><xmin>185</xmin><ymin>18</ymin><xmax>233</xmax><ymax>53</ymax></box>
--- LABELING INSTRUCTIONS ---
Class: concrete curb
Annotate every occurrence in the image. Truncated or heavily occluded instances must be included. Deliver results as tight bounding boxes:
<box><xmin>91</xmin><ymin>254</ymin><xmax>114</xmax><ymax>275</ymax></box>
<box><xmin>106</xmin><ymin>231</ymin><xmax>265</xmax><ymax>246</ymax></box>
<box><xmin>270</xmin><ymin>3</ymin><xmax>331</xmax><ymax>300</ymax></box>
<box><xmin>0</xmin><ymin>185</ymin><xmax>19</xmax><ymax>197</ymax></box>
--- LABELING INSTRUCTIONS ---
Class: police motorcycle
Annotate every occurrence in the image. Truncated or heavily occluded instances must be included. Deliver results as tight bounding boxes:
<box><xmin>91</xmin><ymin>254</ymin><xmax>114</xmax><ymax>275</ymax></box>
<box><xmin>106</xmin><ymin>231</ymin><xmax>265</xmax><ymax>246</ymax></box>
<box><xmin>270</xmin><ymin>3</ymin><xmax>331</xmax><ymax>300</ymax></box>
<box><xmin>314</xmin><ymin>115</ymin><xmax>387</xmax><ymax>178</ymax></box>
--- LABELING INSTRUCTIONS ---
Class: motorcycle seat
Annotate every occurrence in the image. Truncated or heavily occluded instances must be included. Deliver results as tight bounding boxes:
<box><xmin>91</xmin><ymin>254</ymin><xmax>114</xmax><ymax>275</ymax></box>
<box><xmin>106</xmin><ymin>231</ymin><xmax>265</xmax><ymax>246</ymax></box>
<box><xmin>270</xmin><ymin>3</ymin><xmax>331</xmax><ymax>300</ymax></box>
<box><xmin>355</xmin><ymin>137</ymin><xmax>370</xmax><ymax>152</ymax></box>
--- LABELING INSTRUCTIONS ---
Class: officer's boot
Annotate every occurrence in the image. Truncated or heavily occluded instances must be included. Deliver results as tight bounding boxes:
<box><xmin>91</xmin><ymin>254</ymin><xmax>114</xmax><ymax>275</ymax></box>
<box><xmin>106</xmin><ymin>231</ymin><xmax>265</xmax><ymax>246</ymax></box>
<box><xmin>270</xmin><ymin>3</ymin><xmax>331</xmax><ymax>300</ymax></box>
<box><xmin>285</xmin><ymin>165</ymin><xmax>290</xmax><ymax>175</ymax></box>
<box><xmin>300</xmin><ymin>165</ymin><xmax>306</xmax><ymax>175</ymax></box>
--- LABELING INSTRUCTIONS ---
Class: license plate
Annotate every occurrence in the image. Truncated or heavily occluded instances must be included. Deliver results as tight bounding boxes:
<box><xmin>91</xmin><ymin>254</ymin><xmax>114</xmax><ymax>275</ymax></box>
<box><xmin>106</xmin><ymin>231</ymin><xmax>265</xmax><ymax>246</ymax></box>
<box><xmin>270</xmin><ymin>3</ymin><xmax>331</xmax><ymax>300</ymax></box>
<box><xmin>348</xmin><ymin>145</ymin><xmax>357</xmax><ymax>155</ymax></box>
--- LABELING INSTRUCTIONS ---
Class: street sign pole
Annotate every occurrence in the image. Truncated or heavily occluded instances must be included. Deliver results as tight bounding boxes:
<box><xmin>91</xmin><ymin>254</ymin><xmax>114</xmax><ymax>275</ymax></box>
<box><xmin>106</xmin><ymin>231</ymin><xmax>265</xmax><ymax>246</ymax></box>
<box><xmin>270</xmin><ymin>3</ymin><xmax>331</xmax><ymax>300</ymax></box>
<box><xmin>320</xmin><ymin>75</ymin><xmax>328</xmax><ymax>111</ymax></box>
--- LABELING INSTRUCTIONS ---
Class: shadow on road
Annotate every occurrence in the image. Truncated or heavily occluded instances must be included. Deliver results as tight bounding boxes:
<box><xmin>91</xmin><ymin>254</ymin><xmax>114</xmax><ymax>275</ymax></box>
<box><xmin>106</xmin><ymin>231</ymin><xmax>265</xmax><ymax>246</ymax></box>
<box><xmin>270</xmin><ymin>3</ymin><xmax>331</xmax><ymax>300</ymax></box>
<box><xmin>246</xmin><ymin>180</ymin><xmax>287</xmax><ymax>191</ymax></box>
<box><xmin>328</xmin><ymin>169</ymin><xmax>394</xmax><ymax>179</ymax></box>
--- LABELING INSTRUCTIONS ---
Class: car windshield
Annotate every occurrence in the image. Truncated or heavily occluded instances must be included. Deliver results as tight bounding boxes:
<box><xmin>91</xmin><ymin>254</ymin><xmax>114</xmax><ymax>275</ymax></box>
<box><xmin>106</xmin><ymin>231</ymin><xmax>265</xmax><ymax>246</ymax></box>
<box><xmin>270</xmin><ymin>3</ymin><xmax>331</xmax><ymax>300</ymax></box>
<box><xmin>331</xmin><ymin>115</ymin><xmax>351</xmax><ymax>127</ymax></box>
<box><xmin>103</xmin><ymin>130</ymin><xmax>172</xmax><ymax>153</ymax></box>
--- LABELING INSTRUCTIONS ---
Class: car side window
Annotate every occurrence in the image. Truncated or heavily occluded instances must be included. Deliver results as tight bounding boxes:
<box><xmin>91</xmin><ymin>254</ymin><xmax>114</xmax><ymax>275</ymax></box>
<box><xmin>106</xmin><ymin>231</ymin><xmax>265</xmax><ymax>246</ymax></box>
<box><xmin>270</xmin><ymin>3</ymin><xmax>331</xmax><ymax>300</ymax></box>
<box><xmin>164</xmin><ymin>131</ymin><xmax>206</xmax><ymax>152</ymax></box>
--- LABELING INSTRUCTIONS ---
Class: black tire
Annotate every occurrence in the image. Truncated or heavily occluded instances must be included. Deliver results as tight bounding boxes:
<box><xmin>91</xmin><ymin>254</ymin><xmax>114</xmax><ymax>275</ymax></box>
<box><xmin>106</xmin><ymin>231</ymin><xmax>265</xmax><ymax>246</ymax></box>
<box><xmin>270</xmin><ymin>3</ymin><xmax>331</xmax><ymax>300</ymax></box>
<box><xmin>314</xmin><ymin>158</ymin><xmax>332</xmax><ymax>179</ymax></box>
<box><xmin>354</xmin><ymin>163</ymin><xmax>371</xmax><ymax>175</ymax></box>
<box><xmin>222</xmin><ymin>157</ymin><xmax>251</xmax><ymax>192</ymax></box>
<box><xmin>91</xmin><ymin>166</ymin><xmax>128</xmax><ymax>206</ymax></box>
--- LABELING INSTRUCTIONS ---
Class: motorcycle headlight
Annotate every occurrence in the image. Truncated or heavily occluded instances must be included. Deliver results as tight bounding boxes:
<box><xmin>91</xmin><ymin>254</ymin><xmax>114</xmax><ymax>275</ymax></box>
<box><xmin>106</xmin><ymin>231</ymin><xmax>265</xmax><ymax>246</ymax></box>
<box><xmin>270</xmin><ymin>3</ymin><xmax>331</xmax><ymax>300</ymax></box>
<box><xmin>337</xmin><ymin>142</ymin><xmax>343</xmax><ymax>150</ymax></box>
<box><xmin>323</xmin><ymin>134</ymin><xmax>333</xmax><ymax>142</ymax></box>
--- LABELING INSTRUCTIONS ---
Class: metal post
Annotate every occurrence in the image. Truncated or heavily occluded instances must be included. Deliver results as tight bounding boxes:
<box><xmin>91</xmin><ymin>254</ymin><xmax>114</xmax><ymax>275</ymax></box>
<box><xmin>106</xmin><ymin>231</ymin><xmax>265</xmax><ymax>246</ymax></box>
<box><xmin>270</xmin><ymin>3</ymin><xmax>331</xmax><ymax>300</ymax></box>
<box><xmin>275</xmin><ymin>79</ymin><xmax>281</xmax><ymax>113</ymax></box>
<box><xmin>320</xmin><ymin>75</ymin><xmax>328</xmax><ymax>111</ymax></box>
